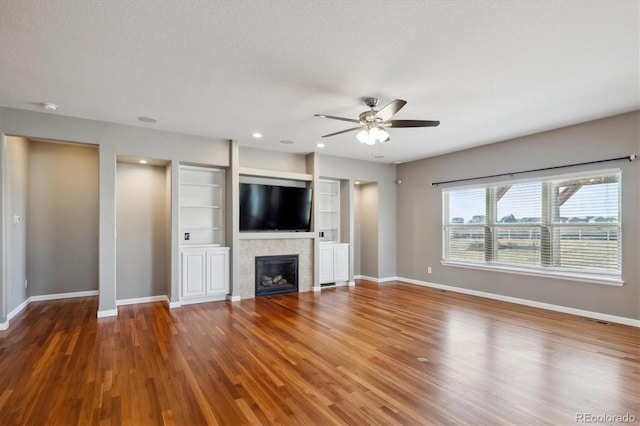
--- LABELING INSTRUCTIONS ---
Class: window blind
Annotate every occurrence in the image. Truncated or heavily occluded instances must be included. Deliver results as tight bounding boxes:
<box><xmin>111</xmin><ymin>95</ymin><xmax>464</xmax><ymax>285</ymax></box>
<box><xmin>443</xmin><ymin>170</ymin><xmax>621</xmax><ymax>280</ymax></box>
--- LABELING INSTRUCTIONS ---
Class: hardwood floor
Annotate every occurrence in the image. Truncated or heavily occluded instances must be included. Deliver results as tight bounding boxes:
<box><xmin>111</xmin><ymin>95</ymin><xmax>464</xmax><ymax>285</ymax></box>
<box><xmin>0</xmin><ymin>280</ymin><xmax>638</xmax><ymax>425</ymax></box>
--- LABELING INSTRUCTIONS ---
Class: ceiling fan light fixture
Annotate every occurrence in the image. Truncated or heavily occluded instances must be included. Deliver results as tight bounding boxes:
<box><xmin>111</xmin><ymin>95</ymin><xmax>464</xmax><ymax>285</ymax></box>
<box><xmin>356</xmin><ymin>126</ymin><xmax>388</xmax><ymax>145</ymax></box>
<box><xmin>356</xmin><ymin>129</ymin><xmax>369</xmax><ymax>144</ymax></box>
<box><xmin>368</xmin><ymin>126</ymin><xmax>381</xmax><ymax>141</ymax></box>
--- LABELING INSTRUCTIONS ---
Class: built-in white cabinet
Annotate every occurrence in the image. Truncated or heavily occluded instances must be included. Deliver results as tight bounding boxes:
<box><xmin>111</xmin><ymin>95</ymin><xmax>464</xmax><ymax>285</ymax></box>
<box><xmin>318</xmin><ymin>179</ymin><xmax>340</xmax><ymax>242</ymax></box>
<box><xmin>180</xmin><ymin>246</ymin><xmax>229</xmax><ymax>303</ymax></box>
<box><xmin>180</xmin><ymin>165</ymin><xmax>224</xmax><ymax>246</ymax></box>
<box><xmin>319</xmin><ymin>243</ymin><xmax>349</xmax><ymax>285</ymax></box>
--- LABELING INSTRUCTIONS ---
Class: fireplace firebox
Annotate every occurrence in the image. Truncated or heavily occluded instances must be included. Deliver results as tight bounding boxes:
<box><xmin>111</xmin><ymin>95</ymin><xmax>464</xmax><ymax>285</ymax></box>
<box><xmin>255</xmin><ymin>254</ymin><xmax>299</xmax><ymax>296</ymax></box>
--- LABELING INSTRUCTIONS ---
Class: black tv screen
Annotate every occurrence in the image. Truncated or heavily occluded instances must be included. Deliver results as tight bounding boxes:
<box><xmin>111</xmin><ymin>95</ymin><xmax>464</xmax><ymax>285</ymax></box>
<box><xmin>239</xmin><ymin>183</ymin><xmax>312</xmax><ymax>232</ymax></box>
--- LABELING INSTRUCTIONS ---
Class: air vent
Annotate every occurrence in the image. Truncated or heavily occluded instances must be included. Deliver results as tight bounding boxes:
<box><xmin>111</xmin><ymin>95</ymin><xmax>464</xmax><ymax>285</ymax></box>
<box><xmin>583</xmin><ymin>317</ymin><xmax>611</xmax><ymax>325</ymax></box>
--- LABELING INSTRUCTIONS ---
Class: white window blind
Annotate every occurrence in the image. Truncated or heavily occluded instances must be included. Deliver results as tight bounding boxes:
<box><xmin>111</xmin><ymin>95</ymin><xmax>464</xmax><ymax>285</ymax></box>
<box><xmin>443</xmin><ymin>170</ymin><xmax>621</xmax><ymax>281</ymax></box>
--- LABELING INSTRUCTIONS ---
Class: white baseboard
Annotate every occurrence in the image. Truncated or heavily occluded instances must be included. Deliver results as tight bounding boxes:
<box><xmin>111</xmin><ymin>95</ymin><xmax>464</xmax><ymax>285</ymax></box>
<box><xmin>2</xmin><ymin>290</ymin><xmax>100</xmax><ymax>330</ymax></box>
<box><xmin>226</xmin><ymin>294</ymin><xmax>241</xmax><ymax>302</ymax></box>
<box><xmin>354</xmin><ymin>275</ymin><xmax>399</xmax><ymax>283</ymax></box>
<box><xmin>398</xmin><ymin>277</ymin><xmax>640</xmax><ymax>328</ymax></box>
<box><xmin>8</xmin><ymin>298</ymin><xmax>30</xmax><ymax>321</ymax></box>
<box><xmin>354</xmin><ymin>275</ymin><xmax>378</xmax><ymax>282</ymax></box>
<box><xmin>30</xmin><ymin>290</ymin><xmax>99</xmax><ymax>302</ymax></box>
<box><xmin>97</xmin><ymin>308</ymin><xmax>118</xmax><ymax>318</ymax></box>
<box><xmin>116</xmin><ymin>295</ymin><xmax>168</xmax><ymax>306</ymax></box>
<box><xmin>118</xmin><ymin>295</ymin><xmax>182</xmax><ymax>309</ymax></box>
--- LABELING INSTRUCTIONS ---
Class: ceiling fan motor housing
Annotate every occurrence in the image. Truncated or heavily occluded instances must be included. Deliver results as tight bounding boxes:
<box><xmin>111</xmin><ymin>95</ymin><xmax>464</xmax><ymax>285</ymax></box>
<box><xmin>363</xmin><ymin>97</ymin><xmax>379</xmax><ymax>108</ymax></box>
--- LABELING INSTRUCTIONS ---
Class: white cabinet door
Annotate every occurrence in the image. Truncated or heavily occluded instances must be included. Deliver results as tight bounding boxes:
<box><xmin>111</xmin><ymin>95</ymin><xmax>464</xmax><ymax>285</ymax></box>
<box><xmin>181</xmin><ymin>250</ymin><xmax>206</xmax><ymax>298</ymax></box>
<box><xmin>319</xmin><ymin>243</ymin><xmax>350</xmax><ymax>284</ymax></box>
<box><xmin>207</xmin><ymin>249</ymin><xmax>229</xmax><ymax>295</ymax></box>
<box><xmin>319</xmin><ymin>244</ymin><xmax>335</xmax><ymax>284</ymax></box>
<box><xmin>333</xmin><ymin>244</ymin><xmax>349</xmax><ymax>282</ymax></box>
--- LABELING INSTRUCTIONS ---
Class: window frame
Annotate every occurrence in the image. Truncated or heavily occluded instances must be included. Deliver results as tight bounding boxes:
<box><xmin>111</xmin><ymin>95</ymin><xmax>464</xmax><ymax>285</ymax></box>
<box><xmin>441</xmin><ymin>169</ymin><xmax>623</xmax><ymax>286</ymax></box>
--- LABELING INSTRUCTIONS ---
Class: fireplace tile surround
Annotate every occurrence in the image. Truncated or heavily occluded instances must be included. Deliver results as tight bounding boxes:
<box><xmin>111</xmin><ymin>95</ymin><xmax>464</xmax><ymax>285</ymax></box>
<box><xmin>239</xmin><ymin>238</ymin><xmax>313</xmax><ymax>299</ymax></box>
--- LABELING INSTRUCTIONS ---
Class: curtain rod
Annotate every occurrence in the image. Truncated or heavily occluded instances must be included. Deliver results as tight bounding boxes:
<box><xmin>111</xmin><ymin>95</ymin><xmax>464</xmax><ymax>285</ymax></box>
<box><xmin>430</xmin><ymin>154</ymin><xmax>637</xmax><ymax>186</ymax></box>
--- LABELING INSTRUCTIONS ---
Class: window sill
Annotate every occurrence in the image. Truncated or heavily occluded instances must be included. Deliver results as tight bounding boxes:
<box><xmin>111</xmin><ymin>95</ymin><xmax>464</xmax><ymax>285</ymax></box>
<box><xmin>440</xmin><ymin>260</ymin><xmax>624</xmax><ymax>286</ymax></box>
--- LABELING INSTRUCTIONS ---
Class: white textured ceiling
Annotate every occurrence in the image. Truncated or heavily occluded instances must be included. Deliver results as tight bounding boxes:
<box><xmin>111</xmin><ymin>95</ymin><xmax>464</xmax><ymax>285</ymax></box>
<box><xmin>0</xmin><ymin>0</ymin><xmax>638</xmax><ymax>163</ymax></box>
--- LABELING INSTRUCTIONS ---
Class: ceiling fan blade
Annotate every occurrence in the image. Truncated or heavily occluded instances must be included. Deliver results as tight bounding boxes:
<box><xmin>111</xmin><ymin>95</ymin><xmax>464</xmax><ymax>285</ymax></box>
<box><xmin>321</xmin><ymin>126</ymin><xmax>364</xmax><ymax>138</ymax></box>
<box><xmin>387</xmin><ymin>119</ymin><xmax>440</xmax><ymax>128</ymax></box>
<box><xmin>375</xmin><ymin>99</ymin><xmax>407</xmax><ymax>121</ymax></box>
<box><xmin>314</xmin><ymin>114</ymin><xmax>361</xmax><ymax>123</ymax></box>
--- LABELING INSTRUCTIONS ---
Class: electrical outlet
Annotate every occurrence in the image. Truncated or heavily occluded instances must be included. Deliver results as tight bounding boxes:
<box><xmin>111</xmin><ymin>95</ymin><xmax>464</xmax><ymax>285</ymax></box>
<box><xmin>427</xmin><ymin>267</ymin><xmax>432</xmax><ymax>274</ymax></box>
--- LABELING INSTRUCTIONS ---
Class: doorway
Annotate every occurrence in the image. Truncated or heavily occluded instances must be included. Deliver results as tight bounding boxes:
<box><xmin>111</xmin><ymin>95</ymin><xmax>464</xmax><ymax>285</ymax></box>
<box><xmin>4</xmin><ymin>136</ymin><xmax>99</xmax><ymax>319</ymax></box>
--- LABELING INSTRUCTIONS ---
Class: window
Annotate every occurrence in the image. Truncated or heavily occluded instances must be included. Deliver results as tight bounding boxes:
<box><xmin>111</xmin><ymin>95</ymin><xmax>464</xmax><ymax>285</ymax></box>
<box><xmin>442</xmin><ymin>170</ymin><xmax>621</xmax><ymax>283</ymax></box>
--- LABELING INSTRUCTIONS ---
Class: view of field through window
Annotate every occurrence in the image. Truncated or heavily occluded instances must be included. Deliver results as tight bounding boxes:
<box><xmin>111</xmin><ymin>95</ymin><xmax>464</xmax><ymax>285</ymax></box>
<box><xmin>443</xmin><ymin>172</ymin><xmax>621</xmax><ymax>276</ymax></box>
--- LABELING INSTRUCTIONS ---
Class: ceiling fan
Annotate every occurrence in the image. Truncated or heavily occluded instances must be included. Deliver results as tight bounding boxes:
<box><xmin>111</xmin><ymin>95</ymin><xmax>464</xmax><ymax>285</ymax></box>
<box><xmin>315</xmin><ymin>97</ymin><xmax>440</xmax><ymax>145</ymax></box>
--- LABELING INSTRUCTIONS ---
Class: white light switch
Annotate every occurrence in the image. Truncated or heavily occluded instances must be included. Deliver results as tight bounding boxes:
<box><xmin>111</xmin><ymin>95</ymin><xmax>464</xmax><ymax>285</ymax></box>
<box><xmin>14</xmin><ymin>215</ymin><xmax>21</xmax><ymax>224</ymax></box>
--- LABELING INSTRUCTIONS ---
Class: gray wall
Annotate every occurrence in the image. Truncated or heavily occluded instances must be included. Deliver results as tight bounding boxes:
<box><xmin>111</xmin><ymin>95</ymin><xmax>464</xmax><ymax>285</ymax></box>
<box><xmin>319</xmin><ymin>154</ymin><xmax>397</xmax><ymax>279</ymax></box>
<box><xmin>28</xmin><ymin>141</ymin><xmax>99</xmax><ymax>296</ymax></box>
<box><xmin>353</xmin><ymin>185</ymin><xmax>361</xmax><ymax>275</ymax></box>
<box><xmin>358</xmin><ymin>183</ymin><xmax>379</xmax><ymax>278</ymax></box>
<box><xmin>116</xmin><ymin>162</ymin><xmax>167</xmax><ymax>300</ymax></box>
<box><xmin>5</xmin><ymin>137</ymin><xmax>29</xmax><ymax>312</ymax></box>
<box><xmin>0</xmin><ymin>106</ymin><xmax>230</xmax><ymax>320</ymax></box>
<box><xmin>239</xmin><ymin>146</ymin><xmax>308</xmax><ymax>173</ymax></box>
<box><xmin>396</xmin><ymin>111</ymin><xmax>640</xmax><ymax>320</ymax></box>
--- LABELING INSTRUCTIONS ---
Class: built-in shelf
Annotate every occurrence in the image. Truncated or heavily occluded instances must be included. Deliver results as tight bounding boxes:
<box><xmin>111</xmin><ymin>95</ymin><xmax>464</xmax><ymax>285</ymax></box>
<box><xmin>318</xmin><ymin>179</ymin><xmax>340</xmax><ymax>242</ymax></box>
<box><xmin>180</xmin><ymin>165</ymin><xmax>224</xmax><ymax>246</ymax></box>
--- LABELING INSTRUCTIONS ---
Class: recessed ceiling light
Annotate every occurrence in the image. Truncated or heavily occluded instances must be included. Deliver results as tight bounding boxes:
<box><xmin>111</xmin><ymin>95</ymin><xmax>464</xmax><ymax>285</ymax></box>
<box><xmin>139</xmin><ymin>160</ymin><xmax>148</xmax><ymax>164</ymax></box>
<box><xmin>394</xmin><ymin>161</ymin><xmax>403</xmax><ymax>164</ymax></box>
<box><xmin>355</xmin><ymin>181</ymin><xmax>361</xmax><ymax>185</ymax></box>
<box><xmin>280</xmin><ymin>140</ymin><xmax>294</xmax><ymax>145</ymax></box>
<box><xmin>252</xmin><ymin>132</ymin><xmax>263</xmax><ymax>138</ymax></box>
<box><xmin>316</xmin><ymin>143</ymin><xmax>325</xmax><ymax>148</ymax></box>
<box><xmin>42</xmin><ymin>102</ymin><xmax>58</xmax><ymax>111</ymax></box>
<box><xmin>138</xmin><ymin>116</ymin><xmax>157</xmax><ymax>123</ymax></box>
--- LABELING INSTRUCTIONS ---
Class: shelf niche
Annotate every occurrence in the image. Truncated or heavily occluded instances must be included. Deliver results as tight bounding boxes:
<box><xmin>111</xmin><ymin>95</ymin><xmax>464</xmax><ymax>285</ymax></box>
<box><xmin>318</xmin><ymin>179</ymin><xmax>340</xmax><ymax>243</ymax></box>
<box><xmin>179</xmin><ymin>165</ymin><xmax>225</xmax><ymax>246</ymax></box>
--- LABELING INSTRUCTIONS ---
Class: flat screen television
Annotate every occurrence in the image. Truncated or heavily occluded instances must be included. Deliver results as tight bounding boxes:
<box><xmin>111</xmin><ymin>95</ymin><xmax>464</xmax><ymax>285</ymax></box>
<box><xmin>239</xmin><ymin>183</ymin><xmax>312</xmax><ymax>232</ymax></box>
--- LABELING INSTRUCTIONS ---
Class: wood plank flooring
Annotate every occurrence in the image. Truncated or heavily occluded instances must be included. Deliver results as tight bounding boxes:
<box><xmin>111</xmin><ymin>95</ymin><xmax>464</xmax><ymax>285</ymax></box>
<box><xmin>0</xmin><ymin>280</ymin><xmax>638</xmax><ymax>425</ymax></box>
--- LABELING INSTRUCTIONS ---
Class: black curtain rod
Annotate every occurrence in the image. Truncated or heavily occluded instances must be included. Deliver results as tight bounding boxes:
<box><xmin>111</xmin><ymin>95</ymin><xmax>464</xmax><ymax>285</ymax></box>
<box><xmin>430</xmin><ymin>154</ymin><xmax>637</xmax><ymax>186</ymax></box>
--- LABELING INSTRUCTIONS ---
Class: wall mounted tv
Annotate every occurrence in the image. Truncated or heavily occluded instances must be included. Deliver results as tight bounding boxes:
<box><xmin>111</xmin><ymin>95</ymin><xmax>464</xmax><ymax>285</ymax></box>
<box><xmin>239</xmin><ymin>183</ymin><xmax>313</xmax><ymax>232</ymax></box>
